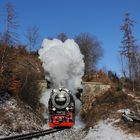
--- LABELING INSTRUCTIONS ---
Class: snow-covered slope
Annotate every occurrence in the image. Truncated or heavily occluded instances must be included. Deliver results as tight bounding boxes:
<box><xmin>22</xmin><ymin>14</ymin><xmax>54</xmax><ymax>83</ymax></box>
<box><xmin>0</xmin><ymin>93</ymin><xmax>43</xmax><ymax>138</ymax></box>
<box><xmin>83</xmin><ymin>120</ymin><xmax>140</xmax><ymax>140</ymax></box>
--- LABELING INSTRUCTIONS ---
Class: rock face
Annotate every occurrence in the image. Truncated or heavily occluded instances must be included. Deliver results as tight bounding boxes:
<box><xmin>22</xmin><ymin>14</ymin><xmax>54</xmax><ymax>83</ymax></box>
<box><xmin>81</xmin><ymin>82</ymin><xmax>111</xmax><ymax>114</ymax></box>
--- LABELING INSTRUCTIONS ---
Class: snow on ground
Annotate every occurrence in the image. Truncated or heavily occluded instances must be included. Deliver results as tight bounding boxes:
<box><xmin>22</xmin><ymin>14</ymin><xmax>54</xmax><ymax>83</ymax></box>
<box><xmin>33</xmin><ymin>119</ymin><xmax>140</xmax><ymax>140</ymax></box>
<box><xmin>0</xmin><ymin>93</ymin><xmax>43</xmax><ymax>138</ymax></box>
<box><xmin>33</xmin><ymin>118</ymin><xmax>140</xmax><ymax>140</ymax></box>
<box><xmin>118</xmin><ymin>109</ymin><xmax>131</xmax><ymax>113</ymax></box>
<box><xmin>83</xmin><ymin>120</ymin><xmax>140</xmax><ymax>140</ymax></box>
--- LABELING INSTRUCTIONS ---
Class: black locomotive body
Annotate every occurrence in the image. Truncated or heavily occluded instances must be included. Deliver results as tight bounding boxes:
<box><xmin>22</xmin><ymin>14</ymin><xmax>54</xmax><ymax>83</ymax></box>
<box><xmin>48</xmin><ymin>88</ymin><xmax>75</xmax><ymax>127</ymax></box>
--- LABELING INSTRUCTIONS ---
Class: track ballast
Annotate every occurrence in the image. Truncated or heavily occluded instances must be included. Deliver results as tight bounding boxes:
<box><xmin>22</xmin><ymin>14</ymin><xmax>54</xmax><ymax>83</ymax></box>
<box><xmin>0</xmin><ymin>128</ymin><xmax>65</xmax><ymax>140</ymax></box>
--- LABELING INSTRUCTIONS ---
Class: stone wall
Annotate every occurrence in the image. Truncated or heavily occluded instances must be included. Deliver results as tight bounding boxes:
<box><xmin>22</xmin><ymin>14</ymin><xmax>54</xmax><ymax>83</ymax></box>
<box><xmin>37</xmin><ymin>80</ymin><xmax>47</xmax><ymax>92</ymax></box>
<box><xmin>81</xmin><ymin>82</ymin><xmax>111</xmax><ymax>113</ymax></box>
<box><xmin>37</xmin><ymin>80</ymin><xmax>111</xmax><ymax>113</ymax></box>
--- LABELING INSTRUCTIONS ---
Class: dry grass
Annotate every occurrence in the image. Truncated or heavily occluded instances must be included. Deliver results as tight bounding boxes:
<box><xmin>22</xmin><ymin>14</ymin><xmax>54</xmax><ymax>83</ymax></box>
<box><xmin>81</xmin><ymin>87</ymin><xmax>140</xmax><ymax>136</ymax></box>
<box><xmin>81</xmin><ymin>89</ymin><xmax>135</xmax><ymax>128</ymax></box>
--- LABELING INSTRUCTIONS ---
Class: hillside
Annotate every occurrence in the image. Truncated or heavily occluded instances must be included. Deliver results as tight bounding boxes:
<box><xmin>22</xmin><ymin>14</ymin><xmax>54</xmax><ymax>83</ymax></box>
<box><xmin>0</xmin><ymin>92</ymin><xmax>43</xmax><ymax>138</ymax></box>
<box><xmin>80</xmin><ymin>85</ymin><xmax>140</xmax><ymax>139</ymax></box>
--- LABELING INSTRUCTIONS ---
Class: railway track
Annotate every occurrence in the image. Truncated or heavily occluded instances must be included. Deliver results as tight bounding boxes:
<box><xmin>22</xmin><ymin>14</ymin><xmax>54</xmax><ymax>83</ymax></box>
<box><xmin>0</xmin><ymin>128</ymin><xmax>65</xmax><ymax>140</ymax></box>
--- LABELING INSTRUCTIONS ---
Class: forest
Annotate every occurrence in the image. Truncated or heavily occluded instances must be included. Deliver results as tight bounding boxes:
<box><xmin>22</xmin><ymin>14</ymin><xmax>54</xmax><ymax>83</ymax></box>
<box><xmin>0</xmin><ymin>2</ymin><xmax>140</xmax><ymax>110</ymax></box>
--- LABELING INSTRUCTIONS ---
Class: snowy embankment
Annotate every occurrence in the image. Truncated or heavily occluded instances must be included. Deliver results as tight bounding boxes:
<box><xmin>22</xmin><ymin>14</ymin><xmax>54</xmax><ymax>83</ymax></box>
<box><xmin>84</xmin><ymin>120</ymin><xmax>140</xmax><ymax>140</ymax></box>
<box><xmin>0</xmin><ymin>93</ymin><xmax>43</xmax><ymax>138</ymax></box>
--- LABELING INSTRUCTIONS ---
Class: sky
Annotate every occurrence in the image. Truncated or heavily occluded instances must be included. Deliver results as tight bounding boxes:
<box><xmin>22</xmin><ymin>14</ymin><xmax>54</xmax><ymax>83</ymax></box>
<box><xmin>0</xmin><ymin>0</ymin><xmax>140</xmax><ymax>75</ymax></box>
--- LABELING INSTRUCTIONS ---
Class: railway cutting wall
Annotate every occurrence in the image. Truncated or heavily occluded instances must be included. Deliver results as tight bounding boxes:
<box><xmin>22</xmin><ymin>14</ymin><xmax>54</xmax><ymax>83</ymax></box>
<box><xmin>81</xmin><ymin>82</ymin><xmax>111</xmax><ymax>113</ymax></box>
<box><xmin>37</xmin><ymin>80</ymin><xmax>111</xmax><ymax>112</ymax></box>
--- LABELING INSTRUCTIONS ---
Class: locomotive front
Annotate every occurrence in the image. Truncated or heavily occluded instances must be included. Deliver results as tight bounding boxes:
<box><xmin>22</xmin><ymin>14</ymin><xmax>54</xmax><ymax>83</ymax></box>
<box><xmin>48</xmin><ymin>88</ymin><xmax>75</xmax><ymax>128</ymax></box>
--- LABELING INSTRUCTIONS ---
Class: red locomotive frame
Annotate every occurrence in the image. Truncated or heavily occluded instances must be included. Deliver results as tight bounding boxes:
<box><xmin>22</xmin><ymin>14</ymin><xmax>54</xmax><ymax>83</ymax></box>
<box><xmin>49</xmin><ymin>112</ymin><xmax>75</xmax><ymax>127</ymax></box>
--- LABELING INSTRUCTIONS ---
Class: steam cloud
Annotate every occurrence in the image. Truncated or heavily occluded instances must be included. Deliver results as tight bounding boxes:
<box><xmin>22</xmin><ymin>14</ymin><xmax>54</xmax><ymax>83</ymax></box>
<box><xmin>38</xmin><ymin>38</ymin><xmax>85</xmax><ymax>92</ymax></box>
<box><xmin>38</xmin><ymin>38</ymin><xmax>85</xmax><ymax>127</ymax></box>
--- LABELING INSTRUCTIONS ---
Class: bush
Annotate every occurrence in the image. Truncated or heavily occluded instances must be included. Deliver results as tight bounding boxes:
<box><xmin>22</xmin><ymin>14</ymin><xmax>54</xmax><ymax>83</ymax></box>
<box><xmin>0</xmin><ymin>44</ymin><xmax>44</xmax><ymax>111</ymax></box>
<box><xmin>12</xmin><ymin>54</ymin><xmax>44</xmax><ymax>111</ymax></box>
<box><xmin>19</xmin><ymin>72</ymin><xmax>41</xmax><ymax>111</ymax></box>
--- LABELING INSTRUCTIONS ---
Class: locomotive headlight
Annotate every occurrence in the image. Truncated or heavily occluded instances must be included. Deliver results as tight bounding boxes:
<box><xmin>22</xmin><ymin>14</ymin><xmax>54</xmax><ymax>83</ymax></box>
<box><xmin>52</xmin><ymin>107</ymin><xmax>56</xmax><ymax>111</ymax></box>
<box><xmin>66</xmin><ymin>107</ymin><xmax>69</xmax><ymax>111</ymax></box>
<box><xmin>59</xmin><ymin>88</ymin><xmax>62</xmax><ymax>91</ymax></box>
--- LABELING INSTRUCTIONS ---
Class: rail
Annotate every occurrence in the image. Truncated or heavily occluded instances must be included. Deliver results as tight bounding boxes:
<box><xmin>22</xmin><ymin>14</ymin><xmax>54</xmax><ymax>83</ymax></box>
<box><xmin>0</xmin><ymin>128</ymin><xmax>65</xmax><ymax>140</ymax></box>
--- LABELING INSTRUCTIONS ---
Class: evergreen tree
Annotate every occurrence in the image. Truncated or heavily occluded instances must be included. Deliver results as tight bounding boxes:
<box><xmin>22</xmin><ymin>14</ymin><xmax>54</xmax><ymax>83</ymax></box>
<box><xmin>1</xmin><ymin>2</ymin><xmax>19</xmax><ymax>46</ymax></box>
<box><xmin>120</xmin><ymin>13</ymin><xmax>140</xmax><ymax>80</ymax></box>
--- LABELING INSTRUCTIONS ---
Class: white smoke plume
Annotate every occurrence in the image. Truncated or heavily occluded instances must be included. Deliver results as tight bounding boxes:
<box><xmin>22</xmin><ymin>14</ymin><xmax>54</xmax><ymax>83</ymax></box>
<box><xmin>38</xmin><ymin>38</ymin><xmax>85</xmax><ymax>128</ymax></box>
<box><xmin>38</xmin><ymin>38</ymin><xmax>85</xmax><ymax>92</ymax></box>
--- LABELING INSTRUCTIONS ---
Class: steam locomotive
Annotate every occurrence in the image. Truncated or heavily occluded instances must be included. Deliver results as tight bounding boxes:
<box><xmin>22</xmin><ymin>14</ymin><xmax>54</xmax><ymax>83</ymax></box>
<box><xmin>48</xmin><ymin>88</ymin><xmax>75</xmax><ymax>128</ymax></box>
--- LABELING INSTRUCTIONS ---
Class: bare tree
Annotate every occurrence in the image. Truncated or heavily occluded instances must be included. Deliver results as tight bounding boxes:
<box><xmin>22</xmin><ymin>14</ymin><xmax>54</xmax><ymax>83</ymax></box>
<box><xmin>57</xmin><ymin>32</ymin><xmax>68</xmax><ymax>42</ymax></box>
<box><xmin>120</xmin><ymin>13</ymin><xmax>140</xmax><ymax>81</ymax></box>
<box><xmin>75</xmin><ymin>33</ymin><xmax>103</xmax><ymax>75</ymax></box>
<box><xmin>0</xmin><ymin>2</ymin><xmax>18</xmax><ymax>90</ymax></box>
<box><xmin>25</xmin><ymin>26</ymin><xmax>40</xmax><ymax>51</ymax></box>
<box><xmin>1</xmin><ymin>2</ymin><xmax>19</xmax><ymax>46</ymax></box>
